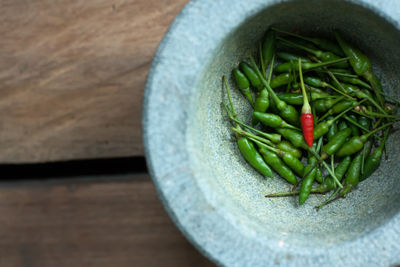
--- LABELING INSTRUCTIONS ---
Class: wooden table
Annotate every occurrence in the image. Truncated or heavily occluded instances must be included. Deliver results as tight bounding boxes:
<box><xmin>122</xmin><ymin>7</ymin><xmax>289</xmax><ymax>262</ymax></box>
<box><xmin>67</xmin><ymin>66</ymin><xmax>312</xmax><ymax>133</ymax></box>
<box><xmin>0</xmin><ymin>0</ymin><xmax>215</xmax><ymax>266</ymax></box>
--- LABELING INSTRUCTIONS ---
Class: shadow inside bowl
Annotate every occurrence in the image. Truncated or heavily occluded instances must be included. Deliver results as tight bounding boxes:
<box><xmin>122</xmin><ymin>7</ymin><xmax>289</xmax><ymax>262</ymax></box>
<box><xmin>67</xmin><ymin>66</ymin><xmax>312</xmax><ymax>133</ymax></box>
<box><xmin>188</xmin><ymin>0</ymin><xmax>400</xmax><ymax>248</ymax></box>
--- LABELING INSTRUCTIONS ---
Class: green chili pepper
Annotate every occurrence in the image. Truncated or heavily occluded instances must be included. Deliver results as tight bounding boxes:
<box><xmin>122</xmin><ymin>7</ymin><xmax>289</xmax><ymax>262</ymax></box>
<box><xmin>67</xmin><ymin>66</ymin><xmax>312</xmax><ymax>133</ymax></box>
<box><xmin>277</xmin><ymin>37</ymin><xmax>348</xmax><ymax>68</ymax></box>
<box><xmin>299</xmin><ymin>157</ymin><xmax>317</xmax><ymax>205</ymax></box>
<box><xmin>334</xmin><ymin>31</ymin><xmax>385</xmax><ymax>105</ymax></box>
<box><xmin>253</xmin><ymin>112</ymin><xmax>298</xmax><ymax>130</ymax></box>
<box><xmin>299</xmin><ymin>141</ymin><xmax>323</xmax><ymax>203</ymax></box>
<box><xmin>360</xmin><ymin>128</ymin><xmax>389</xmax><ymax>181</ymax></box>
<box><xmin>262</xmin><ymin>30</ymin><xmax>276</xmax><ymax>69</ymax></box>
<box><xmin>276</xmin><ymin>51</ymin><xmax>311</xmax><ymax>63</ymax></box>
<box><xmin>315</xmin><ymin>166</ymin><xmax>323</xmax><ymax>184</ymax></box>
<box><xmin>336</xmin><ymin>122</ymin><xmax>392</xmax><ymax>157</ymax></box>
<box><xmin>334</xmin><ymin>32</ymin><xmax>370</xmax><ymax>76</ymax></box>
<box><xmin>361</xmin><ymin>140</ymin><xmax>373</xmax><ymax>174</ymax></box>
<box><xmin>272</xmin><ymin>27</ymin><xmax>344</xmax><ymax>56</ymax></box>
<box><xmin>358</xmin><ymin>115</ymin><xmax>372</xmax><ymax>174</ymax></box>
<box><xmin>321</xmin><ymin>128</ymin><xmax>352</xmax><ymax>158</ymax></box>
<box><xmin>259</xmin><ymin>148</ymin><xmax>297</xmax><ymax>184</ymax></box>
<box><xmin>237</xmin><ymin>137</ymin><xmax>274</xmax><ymax>177</ymax></box>
<box><xmin>251</xmin><ymin>138</ymin><xmax>304</xmax><ymax>177</ymax></box>
<box><xmin>252</xmin><ymin>89</ymin><xmax>270</xmax><ymax>124</ymax></box>
<box><xmin>314</xmin><ymin>96</ymin><xmax>345</xmax><ymax>113</ymax></box>
<box><xmin>278</xmin><ymin>103</ymin><xmax>300</xmax><ymax>126</ymax></box>
<box><xmin>274</xmin><ymin>57</ymin><xmax>349</xmax><ymax>73</ymax></box>
<box><xmin>304</xmin><ymin>76</ymin><xmax>328</xmax><ymax>88</ymax></box>
<box><xmin>232</xmin><ymin>68</ymin><xmax>253</xmax><ymax>105</ymax></box>
<box><xmin>308</xmin><ymin>86</ymin><xmax>331</xmax><ymax>98</ymax></box>
<box><xmin>326</xmin><ymin>116</ymin><xmax>338</xmax><ymax>141</ymax></box>
<box><xmin>275</xmin><ymin>128</ymin><xmax>308</xmax><ymax>150</ymax></box>
<box><xmin>277</xmin><ymin>89</ymin><xmax>332</xmax><ymax>106</ymax></box>
<box><xmin>276</xmin><ymin>93</ymin><xmax>303</xmax><ymax>105</ymax></box>
<box><xmin>276</xmin><ymin>140</ymin><xmax>302</xmax><ymax>159</ymax></box>
<box><xmin>239</xmin><ymin>62</ymin><xmax>263</xmax><ymax>91</ymax></box>
<box><xmin>340</xmin><ymin>152</ymin><xmax>363</xmax><ymax>196</ymax></box>
<box><xmin>281</xmin><ymin>151</ymin><xmax>304</xmax><ymax>177</ymax></box>
<box><xmin>270</xmin><ymin>73</ymin><xmax>293</xmax><ymax>88</ymax></box>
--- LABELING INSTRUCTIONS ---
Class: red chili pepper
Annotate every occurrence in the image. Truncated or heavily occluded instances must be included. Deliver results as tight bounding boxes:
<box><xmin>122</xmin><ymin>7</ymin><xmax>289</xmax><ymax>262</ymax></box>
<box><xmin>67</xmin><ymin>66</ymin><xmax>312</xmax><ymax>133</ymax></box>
<box><xmin>298</xmin><ymin>59</ymin><xmax>314</xmax><ymax>147</ymax></box>
<box><xmin>301</xmin><ymin>113</ymin><xmax>314</xmax><ymax>146</ymax></box>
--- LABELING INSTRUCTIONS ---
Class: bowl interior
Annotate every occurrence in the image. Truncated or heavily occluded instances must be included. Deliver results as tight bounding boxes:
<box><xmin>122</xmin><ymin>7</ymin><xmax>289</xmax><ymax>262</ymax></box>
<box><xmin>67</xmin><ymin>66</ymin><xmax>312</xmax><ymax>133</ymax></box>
<box><xmin>187</xmin><ymin>0</ymin><xmax>400</xmax><ymax>247</ymax></box>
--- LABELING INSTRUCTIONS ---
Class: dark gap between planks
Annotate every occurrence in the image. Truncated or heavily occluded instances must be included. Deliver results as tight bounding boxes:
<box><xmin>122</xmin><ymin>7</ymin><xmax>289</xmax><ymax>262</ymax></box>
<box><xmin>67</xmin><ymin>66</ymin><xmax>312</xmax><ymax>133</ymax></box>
<box><xmin>0</xmin><ymin>156</ymin><xmax>148</xmax><ymax>181</ymax></box>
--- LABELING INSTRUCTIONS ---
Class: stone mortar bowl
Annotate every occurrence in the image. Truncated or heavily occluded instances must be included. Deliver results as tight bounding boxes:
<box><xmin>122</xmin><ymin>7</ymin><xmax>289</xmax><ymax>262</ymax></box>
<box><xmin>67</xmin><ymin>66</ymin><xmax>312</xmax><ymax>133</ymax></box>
<box><xmin>143</xmin><ymin>0</ymin><xmax>400</xmax><ymax>266</ymax></box>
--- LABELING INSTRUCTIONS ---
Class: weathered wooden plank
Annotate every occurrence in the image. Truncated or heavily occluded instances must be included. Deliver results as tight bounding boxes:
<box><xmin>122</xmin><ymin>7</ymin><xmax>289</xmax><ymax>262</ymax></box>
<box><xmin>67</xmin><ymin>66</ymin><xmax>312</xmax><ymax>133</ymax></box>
<box><xmin>0</xmin><ymin>174</ymin><xmax>215</xmax><ymax>267</ymax></box>
<box><xmin>0</xmin><ymin>0</ymin><xmax>189</xmax><ymax>162</ymax></box>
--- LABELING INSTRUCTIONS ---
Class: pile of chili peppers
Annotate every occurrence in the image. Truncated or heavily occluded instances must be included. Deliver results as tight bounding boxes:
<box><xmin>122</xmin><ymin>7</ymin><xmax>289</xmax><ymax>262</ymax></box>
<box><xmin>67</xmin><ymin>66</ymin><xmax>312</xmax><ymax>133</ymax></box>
<box><xmin>223</xmin><ymin>28</ymin><xmax>398</xmax><ymax>209</ymax></box>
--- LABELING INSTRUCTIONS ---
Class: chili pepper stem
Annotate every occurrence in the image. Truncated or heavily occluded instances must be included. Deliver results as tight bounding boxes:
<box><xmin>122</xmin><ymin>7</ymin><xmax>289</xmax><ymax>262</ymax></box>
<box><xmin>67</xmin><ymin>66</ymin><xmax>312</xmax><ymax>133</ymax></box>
<box><xmin>322</xmin><ymin>161</ymin><xmax>343</xmax><ymax>188</ymax></box>
<box><xmin>362</xmin><ymin>122</ymin><xmax>393</xmax><ymax>141</ymax></box>
<box><xmin>265</xmin><ymin>187</ymin><xmax>329</xmax><ymax>197</ymax></box>
<box><xmin>315</xmin><ymin>187</ymin><xmax>341</xmax><ymax>210</ymax></box>
<box><xmin>316</xmin><ymin>70</ymin><xmax>358</xmax><ymax>78</ymax></box>
<box><xmin>232</xmin><ymin>127</ymin><xmax>275</xmax><ymax>147</ymax></box>
<box><xmin>224</xmin><ymin>108</ymin><xmax>282</xmax><ymax>143</ymax></box>
<box><xmin>365</xmin><ymin>110</ymin><xmax>400</xmax><ymax>119</ymax></box>
<box><xmin>364</xmin><ymin>94</ymin><xmax>387</xmax><ymax>115</ymax></box>
<box><xmin>267</xmin><ymin>55</ymin><xmax>275</xmax><ymax>83</ymax></box>
<box><xmin>265</xmin><ymin>190</ymin><xmax>300</xmax><ymax>197</ymax></box>
<box><xmin>277</xmin><ymin>36</ymin><xmax>317</xmax><ymax>56</ymax></box>
<box><xmin>325</xmin><ymin>83</ymin><xmax>355</xmax><ymax>100</ymax></box>
<box><xmin>223</xmin><ymin>76</ymin><xmax>237</xmax><ymax>117</ymax></box>
<box><xmin>363</xmin><ymin>70</ymin><xmax>385</xmax><ymax>105</ymax></box>
<box><xmin>361</xmin><ymin>145</ymin><xmax>366</xmax><ymax>175</ymax></box>
<box><xmin>272</xmin><ymin>27</ymin><xmax>314</xmax><ymax>43</ymax></box>
<box><xmin>304</xmin><ymin>57</ymin><xmax>350</xmax><ymax>70</ymax></box>
<box><xmin>326</xmin><ymin>71</ymin><xmax>348</xmax><ymax>93</ymax></box>
<box><xmin>247</xmin><ymin>136</ymin><xmax>279</xmax><ymax>155</ymax></box>
<box><xmin>259</xmin><ymin>42</ymin><xmax>266</xmax><ymax>78</ymax></box>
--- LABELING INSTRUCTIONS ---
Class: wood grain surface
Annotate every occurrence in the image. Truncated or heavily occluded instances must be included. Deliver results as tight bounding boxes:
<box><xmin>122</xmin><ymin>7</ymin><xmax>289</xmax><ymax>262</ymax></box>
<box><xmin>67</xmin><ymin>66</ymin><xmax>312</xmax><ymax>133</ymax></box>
<box><xmin>0</xmin><ymin>0</ymin><xmax>189</xmax><ymax>163</ymax></box>
<box><xmin>0</xmin><ymin>174</ymin><xmax>215</xmax><ymax>267</ymax></box>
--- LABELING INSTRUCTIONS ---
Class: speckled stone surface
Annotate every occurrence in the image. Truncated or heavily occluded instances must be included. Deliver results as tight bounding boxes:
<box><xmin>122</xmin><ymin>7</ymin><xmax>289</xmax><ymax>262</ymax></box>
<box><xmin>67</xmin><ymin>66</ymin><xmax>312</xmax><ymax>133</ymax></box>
<box><xmin>143</xmin><ymin>0</ymin><xmax>400</xmax><ymax>266</ymax></box>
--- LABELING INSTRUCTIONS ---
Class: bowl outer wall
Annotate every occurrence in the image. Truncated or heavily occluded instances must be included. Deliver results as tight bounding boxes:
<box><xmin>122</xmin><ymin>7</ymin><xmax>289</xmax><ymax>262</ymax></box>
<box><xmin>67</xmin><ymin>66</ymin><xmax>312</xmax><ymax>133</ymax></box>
<box><xmin>142</xmin><ymin>0</ymin><xmax>400</xmax><ymax>266</ymax></box>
